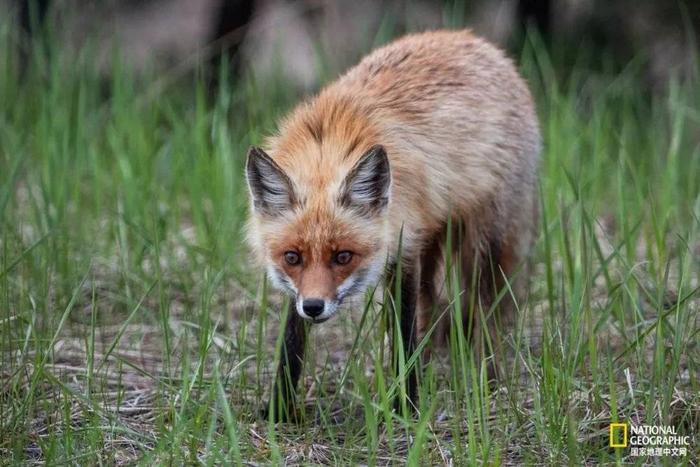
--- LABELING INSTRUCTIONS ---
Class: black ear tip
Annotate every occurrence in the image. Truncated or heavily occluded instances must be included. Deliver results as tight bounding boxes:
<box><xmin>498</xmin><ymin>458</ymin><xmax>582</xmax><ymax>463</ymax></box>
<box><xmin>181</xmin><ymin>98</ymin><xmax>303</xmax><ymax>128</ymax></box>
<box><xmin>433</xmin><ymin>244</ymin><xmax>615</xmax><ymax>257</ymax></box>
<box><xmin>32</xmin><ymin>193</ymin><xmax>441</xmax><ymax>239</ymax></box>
<box><xmin>247</xmin><ymin>146</ymin><xmax>262</xmax><ymax>159</ymax></box>
<box><xmin>247</xmin><ymin>146</ymin><xmax>272</xmax><ymax>170</ymax></box>
<box><xmin>370</xmin><ymin>144</ymin><xmax>386</xmax><ymax>156</ymax></box>
<box><xmin>361</xmin><ymin>145</ymin><xmax>388</xmax><ymax>166</ymax></box>
<box><xmin>246</xmin><ymin>147</ymin><xmax>256</xmax><ymax>173</ymax></box>
<box><xmin>368</xmin><ymin>145</ymin><xmax>389</xmax><ymax>172</ymax></box>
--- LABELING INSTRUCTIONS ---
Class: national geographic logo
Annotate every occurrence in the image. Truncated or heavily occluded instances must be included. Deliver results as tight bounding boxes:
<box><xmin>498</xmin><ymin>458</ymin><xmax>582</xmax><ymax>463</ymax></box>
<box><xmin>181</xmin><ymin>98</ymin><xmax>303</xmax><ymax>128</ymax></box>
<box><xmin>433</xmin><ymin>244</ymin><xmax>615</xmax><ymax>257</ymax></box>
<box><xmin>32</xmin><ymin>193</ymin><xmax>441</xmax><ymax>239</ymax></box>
<box><xmin>609</xmin><ymin>423</ymin><xmax>691</xmax><ymax>458</ymax></box>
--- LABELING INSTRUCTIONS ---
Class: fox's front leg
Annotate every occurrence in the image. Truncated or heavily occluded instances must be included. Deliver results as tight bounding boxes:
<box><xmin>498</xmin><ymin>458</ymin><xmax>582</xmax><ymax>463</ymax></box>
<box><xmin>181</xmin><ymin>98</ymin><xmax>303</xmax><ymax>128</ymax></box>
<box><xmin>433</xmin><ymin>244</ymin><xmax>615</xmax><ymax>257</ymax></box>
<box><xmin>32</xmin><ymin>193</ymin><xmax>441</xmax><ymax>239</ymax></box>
<box><xmin>390</xmin><ymin>261</ymin><xmax>419</xmax><ymax>415</ymax></box>
<box><xmin>266</xmin><ymin>302</ymin><xmax>307</xmax><ymax>422</ymax></box>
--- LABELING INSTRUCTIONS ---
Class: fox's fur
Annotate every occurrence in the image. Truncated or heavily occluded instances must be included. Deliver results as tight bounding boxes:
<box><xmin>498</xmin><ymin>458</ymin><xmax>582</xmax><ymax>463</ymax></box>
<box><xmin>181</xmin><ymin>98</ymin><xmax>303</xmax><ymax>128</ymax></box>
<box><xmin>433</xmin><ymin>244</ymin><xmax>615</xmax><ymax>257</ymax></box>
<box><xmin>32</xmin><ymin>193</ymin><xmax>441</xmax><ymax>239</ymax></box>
<box><xmin>246</xmin><ymin>30</ymin><xmax>540</xmax><ymax>419</ymax></box>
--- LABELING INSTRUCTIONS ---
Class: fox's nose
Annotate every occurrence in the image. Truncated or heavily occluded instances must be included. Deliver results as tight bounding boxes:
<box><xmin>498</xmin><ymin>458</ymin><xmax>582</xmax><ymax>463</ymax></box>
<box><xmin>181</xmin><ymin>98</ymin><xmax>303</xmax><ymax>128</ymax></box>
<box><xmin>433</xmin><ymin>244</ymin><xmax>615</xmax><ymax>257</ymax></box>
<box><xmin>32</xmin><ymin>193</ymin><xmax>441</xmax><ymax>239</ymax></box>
<box><xmin>302</xmin><ymin>299</ymin><xmax>325</xmax><ymax>317</ymax></box>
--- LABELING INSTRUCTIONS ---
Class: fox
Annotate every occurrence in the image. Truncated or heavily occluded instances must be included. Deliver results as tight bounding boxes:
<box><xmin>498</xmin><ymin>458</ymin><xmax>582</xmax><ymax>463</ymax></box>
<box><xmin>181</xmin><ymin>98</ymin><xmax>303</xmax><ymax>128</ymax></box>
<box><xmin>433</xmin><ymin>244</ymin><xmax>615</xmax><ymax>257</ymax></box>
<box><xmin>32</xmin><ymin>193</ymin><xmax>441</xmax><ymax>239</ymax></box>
<box><xmin>246</xmin><ymin>29</ymin><xmax>540</xmax><ymax>421</ymax></box>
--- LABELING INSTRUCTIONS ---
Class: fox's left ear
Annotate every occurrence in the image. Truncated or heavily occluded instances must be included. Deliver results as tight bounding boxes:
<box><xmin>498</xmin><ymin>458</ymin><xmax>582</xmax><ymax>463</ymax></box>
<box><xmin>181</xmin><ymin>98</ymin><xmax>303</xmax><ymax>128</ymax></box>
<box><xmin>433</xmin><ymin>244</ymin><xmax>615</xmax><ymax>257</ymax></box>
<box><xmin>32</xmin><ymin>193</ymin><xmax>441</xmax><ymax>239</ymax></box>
<box><xmin>340</xmin><ymin>145</ymin><xmax>391</xmax><ymax>216</ymax></box>
<box><xmin>246</xmin><ymin>146</ymin><xmax>297</xmax><ymax>216</ymax></box>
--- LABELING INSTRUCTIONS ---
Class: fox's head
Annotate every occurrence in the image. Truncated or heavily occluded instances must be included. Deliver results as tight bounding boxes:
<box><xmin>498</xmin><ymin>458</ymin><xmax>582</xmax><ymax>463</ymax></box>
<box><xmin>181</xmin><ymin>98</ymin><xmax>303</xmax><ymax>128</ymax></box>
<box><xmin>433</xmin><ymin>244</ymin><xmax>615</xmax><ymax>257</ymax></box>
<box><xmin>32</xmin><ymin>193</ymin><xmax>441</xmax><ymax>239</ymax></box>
<box><xmin>246</xmin><ymin>144</ymin><xmax>391</xmax><ymax>323</ymax></box>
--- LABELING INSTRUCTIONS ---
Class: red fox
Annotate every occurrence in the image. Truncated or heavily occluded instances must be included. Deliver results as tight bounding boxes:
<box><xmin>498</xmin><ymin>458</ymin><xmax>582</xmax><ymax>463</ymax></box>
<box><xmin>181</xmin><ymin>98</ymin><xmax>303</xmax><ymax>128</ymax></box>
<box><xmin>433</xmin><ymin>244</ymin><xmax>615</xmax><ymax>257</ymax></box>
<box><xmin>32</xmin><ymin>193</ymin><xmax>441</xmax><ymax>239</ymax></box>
<box><xmin>246</xmin><ymin>30</ymin><xmax>540</xmax><ymax>420</ymax></box>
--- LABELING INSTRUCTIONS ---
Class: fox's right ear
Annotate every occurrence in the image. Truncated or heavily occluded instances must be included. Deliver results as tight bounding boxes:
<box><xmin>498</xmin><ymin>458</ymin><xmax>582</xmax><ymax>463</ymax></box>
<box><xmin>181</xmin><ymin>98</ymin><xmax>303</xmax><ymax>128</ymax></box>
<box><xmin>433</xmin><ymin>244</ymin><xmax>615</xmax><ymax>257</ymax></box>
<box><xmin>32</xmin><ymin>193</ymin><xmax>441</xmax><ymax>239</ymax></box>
<box><xmin>246</xmin><ymin>147</ymin><xmax>296</xmax><ymax>216</ymax></box>
<box><xmin>340</xmin><ymin>145</ymin><xmax>391</xmax><ymax>217</ymax></box>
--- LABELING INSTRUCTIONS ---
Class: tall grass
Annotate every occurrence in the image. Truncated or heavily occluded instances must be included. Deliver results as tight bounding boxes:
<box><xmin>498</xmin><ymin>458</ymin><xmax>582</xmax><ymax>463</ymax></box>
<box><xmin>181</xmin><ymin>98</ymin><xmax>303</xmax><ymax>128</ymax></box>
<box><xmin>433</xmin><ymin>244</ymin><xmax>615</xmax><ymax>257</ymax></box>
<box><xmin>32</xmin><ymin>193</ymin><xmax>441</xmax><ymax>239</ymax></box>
<box><xmin>1</xmin><ymin>14</ymin><xmax>698</xmax><ymax>466</ymax></box>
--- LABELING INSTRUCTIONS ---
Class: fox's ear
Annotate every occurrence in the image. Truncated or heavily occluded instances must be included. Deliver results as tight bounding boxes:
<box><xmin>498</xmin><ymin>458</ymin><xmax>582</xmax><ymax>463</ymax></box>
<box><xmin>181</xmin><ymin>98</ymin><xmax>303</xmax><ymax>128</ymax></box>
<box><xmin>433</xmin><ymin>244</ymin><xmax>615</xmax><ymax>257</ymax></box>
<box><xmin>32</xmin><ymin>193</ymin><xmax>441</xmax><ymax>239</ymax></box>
<box><xmin>340</xmin><ymin>145</ymin><xmax>391</xmax><ymax>216</ymax></box>
<box><xmin>246</xmin><ymin>146</ymin><xmax>296</xmax><ymax>216</ymax></box>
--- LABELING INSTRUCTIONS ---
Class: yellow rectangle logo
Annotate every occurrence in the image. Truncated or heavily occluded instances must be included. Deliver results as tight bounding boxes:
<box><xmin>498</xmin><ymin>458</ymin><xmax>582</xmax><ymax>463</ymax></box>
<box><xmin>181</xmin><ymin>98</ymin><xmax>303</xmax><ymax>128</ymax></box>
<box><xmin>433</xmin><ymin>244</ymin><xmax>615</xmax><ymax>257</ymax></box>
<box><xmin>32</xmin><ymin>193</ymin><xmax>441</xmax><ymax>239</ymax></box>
<box><xmin>610</xmin><ymin>423</ymin><xmax>628</xmax><ymax>448</ymax></box>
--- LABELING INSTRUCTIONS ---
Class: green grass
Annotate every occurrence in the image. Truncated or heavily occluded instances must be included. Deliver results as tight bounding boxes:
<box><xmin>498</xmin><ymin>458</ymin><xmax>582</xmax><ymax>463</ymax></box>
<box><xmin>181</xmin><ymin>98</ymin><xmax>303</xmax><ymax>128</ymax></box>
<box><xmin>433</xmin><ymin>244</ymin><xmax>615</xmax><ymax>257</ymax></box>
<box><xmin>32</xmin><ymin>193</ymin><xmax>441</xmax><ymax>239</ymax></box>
<box><xmin>1</xmin><ymin>16</ymin><xmax>699</xmax><ymax>466</ymax></box>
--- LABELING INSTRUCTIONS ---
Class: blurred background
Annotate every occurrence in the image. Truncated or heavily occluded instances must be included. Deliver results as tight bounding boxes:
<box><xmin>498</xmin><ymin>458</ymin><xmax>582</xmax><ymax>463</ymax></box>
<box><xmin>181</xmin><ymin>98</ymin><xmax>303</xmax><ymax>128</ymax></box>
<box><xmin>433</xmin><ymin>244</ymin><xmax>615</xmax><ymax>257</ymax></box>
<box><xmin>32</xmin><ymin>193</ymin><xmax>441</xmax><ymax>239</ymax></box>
<box><xmin>4</xmin><ymin>0</ymin><xmax>699</xmax><ymax>92</ymax></box>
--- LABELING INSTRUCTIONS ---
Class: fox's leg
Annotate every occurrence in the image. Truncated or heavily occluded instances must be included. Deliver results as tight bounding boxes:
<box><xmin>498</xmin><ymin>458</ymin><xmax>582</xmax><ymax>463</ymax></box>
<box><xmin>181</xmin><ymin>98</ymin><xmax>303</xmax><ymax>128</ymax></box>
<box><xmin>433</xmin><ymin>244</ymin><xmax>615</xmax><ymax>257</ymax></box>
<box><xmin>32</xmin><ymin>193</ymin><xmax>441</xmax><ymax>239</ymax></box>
<box><xmin>466</xmin><ymin>236</ymin><xmax>517</xmax><ymax>380</ymax></box>
<box><xmin>417</xmin><ymin>234</ymin><xmax>444</xmax><ymax>349</ymax></box>
<box><xmin>266</xmin><ymin>301</ymin><xmax>307</xmax><ymax>422</ymax></box>
<box><xmin>460</xmin><ymin>239</ymin><xmax>494</xmax><ymax>376</ymax></box>
<box><xmin>388</xmin><ymin>260</ymin><xmax>419</xmax><ymax>415</ymax></box>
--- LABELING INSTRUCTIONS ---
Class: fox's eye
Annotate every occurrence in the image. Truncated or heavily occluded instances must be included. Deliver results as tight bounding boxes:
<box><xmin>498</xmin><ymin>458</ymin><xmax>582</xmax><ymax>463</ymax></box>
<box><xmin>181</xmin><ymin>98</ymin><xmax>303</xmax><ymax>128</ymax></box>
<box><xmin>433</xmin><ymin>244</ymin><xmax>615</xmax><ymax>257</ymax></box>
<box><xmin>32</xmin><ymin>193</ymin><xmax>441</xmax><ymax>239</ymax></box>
<box><xmin>284</xmin><ymin>251</ymin><xmax>301</xmax><ymax>265</ymax></box>
<box><xmin>335</xmin><ymin>251</ymin><xmax>353</xmax><ymax>265</ymax></box>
